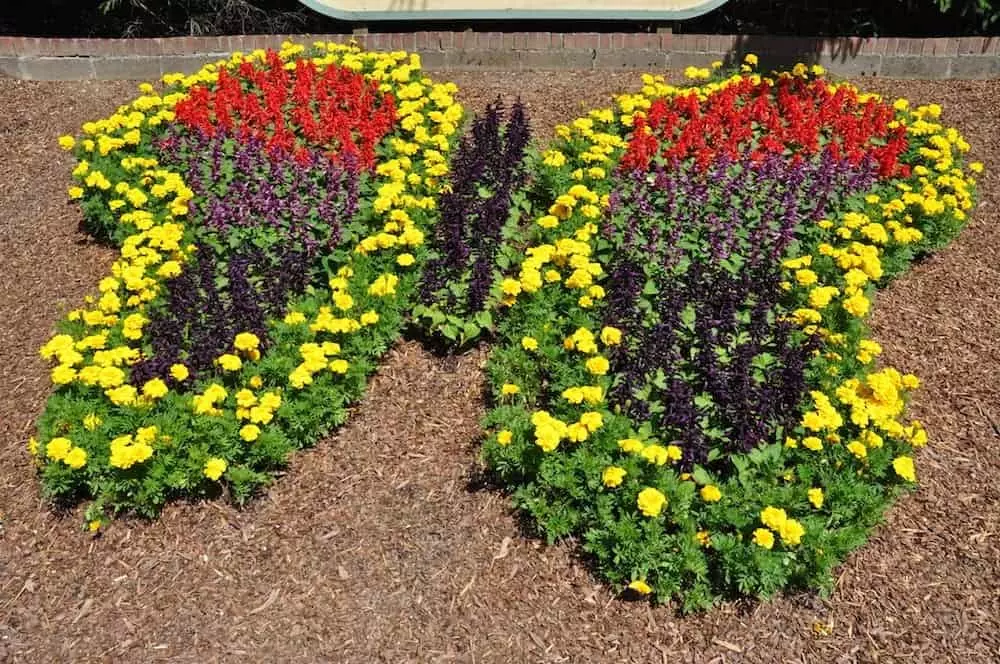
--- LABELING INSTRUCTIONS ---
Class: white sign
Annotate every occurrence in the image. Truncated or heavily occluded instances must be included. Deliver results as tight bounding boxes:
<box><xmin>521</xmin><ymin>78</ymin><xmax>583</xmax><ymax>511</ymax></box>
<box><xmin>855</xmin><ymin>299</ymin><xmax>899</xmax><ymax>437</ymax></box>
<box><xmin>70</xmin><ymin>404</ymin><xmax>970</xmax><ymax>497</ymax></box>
<box><xmin>299</xmin><ymin>0</ymin><xmax>730</xmax><ymax>21</ymax></box>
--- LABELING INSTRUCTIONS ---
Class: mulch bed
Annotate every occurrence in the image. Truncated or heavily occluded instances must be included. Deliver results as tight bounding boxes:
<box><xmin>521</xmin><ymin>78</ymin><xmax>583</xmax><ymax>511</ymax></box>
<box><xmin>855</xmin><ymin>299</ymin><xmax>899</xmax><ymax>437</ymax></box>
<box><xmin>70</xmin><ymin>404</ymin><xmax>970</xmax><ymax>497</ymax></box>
<box><xmin>1</xmin><ymin>70</ymin><xmax>998</xmax><ymax>664</ymax></box>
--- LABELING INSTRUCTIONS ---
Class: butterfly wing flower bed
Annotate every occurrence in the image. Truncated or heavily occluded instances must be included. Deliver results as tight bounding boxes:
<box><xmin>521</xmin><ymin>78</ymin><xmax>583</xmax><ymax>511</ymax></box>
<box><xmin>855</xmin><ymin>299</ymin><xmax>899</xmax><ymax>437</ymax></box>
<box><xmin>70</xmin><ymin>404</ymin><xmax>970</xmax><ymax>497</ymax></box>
<box><xmin>35</xmin><ymin>48</ymin><xmax>980</xmax><ymax>610</ymax></box>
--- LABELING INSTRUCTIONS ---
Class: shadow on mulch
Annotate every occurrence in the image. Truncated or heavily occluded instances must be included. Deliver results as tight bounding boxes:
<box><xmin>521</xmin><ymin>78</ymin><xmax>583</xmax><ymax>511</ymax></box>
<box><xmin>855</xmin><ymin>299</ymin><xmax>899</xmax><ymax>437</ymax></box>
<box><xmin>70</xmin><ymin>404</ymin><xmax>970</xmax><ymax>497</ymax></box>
<box><xmin>1</xmin><ymin>72</ymin><xmax>998</xmax><ymax>664</ymax></box>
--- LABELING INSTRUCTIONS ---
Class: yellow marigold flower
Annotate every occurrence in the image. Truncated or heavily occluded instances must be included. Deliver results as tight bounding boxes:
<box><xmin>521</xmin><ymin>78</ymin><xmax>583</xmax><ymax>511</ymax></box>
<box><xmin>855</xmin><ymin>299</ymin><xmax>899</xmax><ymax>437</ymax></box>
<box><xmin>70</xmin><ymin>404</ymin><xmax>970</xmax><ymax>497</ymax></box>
<box><xmin>602</xmin><ymin>466</ymin><xmax>626</xmax><ymax>488</ymax></box>
<box><xmin>777</xmin><ymin>518</ymin><xmax>805</xmax><ymax>546</ymax></box>
<box><xmin>88</xmin><ymin>520</ymin><xmax>101</xmax><ymax>533</ymax></box>
<box><xmin>51</xmin><ymin>364</ymin><xmax>77</xmax><ymax>385</ymax></box>
<box><xmin>795</xmin><ymin>269</ymin><xmax>818</xmax><ymax>286</ymax></box>
<box><xmin>501</xmin><ymin>383</ymin><xmax>520</xmax><ymax>396</ymax></box>
<box><xmin>105</xmin><ymin>385</ymin><xmax>138</xmax><ymax>406</ymax></box>
<box><xmin>585</xmin><ymin>356</ymin><xmax>609</xmax><ymax>375</ymax></box>
<box><xmin>636</xmin><ymin>487</ymin><xmax>667</xmax><ymax>517</ymax></box>
<box><xmin>744</xmin><ymin>53</ymin><xmax>759</xmax><ymax>66</ymax></box>
<box><xmin>359</xmin><ymin>310</ymin><xmax>379</xmax><ymax>326</ymax></box>
<box><xmin>537</xmin><ymin>214</ymin><xmax>560</xmax><ymax>229</ymax></box>
<box><xmin>59</xmin><ymin>135</ymin><xmax>76</xmax><ymax>150</ymax></box>
<box><xmin>28</xmin><ymin>436</ymin><xmax>39</xmax><ymax>457</ymax></box>
<box><xmin>579</xmin><ymin>411</ymin><xmax>603</xmax><ymax>432</ymax></box>
<box><xmin>752</xmin><ymin>528</ymin><xmax>775</xmax><ymax>549</ymax></box>
<box><xmin>240</xmin><ymin>424</ymin><xmax>261</xmax><ymax>442</ymax></box>
<box><xmin>142</xmin><ymin>378</ymin><xmax>169</xmax><ymax>400</ymax></box>
<box><xmin>700</xmin><ymin>485</ymin><xmax>722</xmax><ymax>502</ymax></box>
<box><xmin>521</xmin><ymin>336</ymin><xmax>539</xmax><ymax>351</ymax></box>
<box><xmin>808</xmin><ymin>488</ymin><xmax>824</xmax><ymax>509</ymax></box>
<box><xmin>500</xmin><ymin>278</ymin><xmax>522</xmax><ymax>297</ymax></box>
<box><xmin>64</xmin><ymin>446</ymin><xmax>88</xmax><ymax>469</ymax></box>
<box><xmin>809</xmin><ymin>286</ymin><xmax>840</xmax><ymax>309</ymax></box>
<box><xmin>666</xmin><ymin>445</ymin><xmax>683</xmax><ymax>462</ymax></box>
<box><xmin>847</xmin><ymin>440</ymin><xmax>868</xmax><ymax>459</ymax></box>
<box><xmin>496</xmin><ymin>430</ymin><xmax>513</xmax><ymax>446</ymax></box>
<box><xmin>328</xmin><ymin>359</ymin><xmax>349</xmax><ymax>374</ymax></box>
<box><xmin>802</xmin><ymin>436</ymin><xmax>823</xmax><ymax>451</ymax></box>
<box><xmin>969</xmin><ymin>161</ymin><xmax>984</xmax><ymax>173</ymax></box>
<box><xmin>600</xmin><ymin>326</ymin><xmax>622</xmax><ymax>346</ymax></box>
<box><xmin>761</xmin><ymin>506</ymin><xmax>788</xmax><ymax>530</ymax></box>
<box><xmin>627</xmin><ymin>579</ymin><xmax>652</xmax><ymax>595</ymax></box>
<box><xmin>369</xmin><ymin>273</ymin><xmax>399</xmax><ymax>297</ymax></box>
<box><xmin>217</xmin><ymin>354</ymin><xmax>242</xmax><ymax>372</ymax></box>
<box><xmin>170</xmin><ymin>363</ymin><xmax>189</xmax><ymax>381</ymax></box>
<box><xmin>618</xmin><ymin>438</ymin><xmax>644</xmax><ymax>454</ymax></box>
<box><xmin>203</xmin><ymin>457</ymin><xmax>227</xmax><ymax>481</ymax></box>
<box><xmin>83</xmin><ymin>413</ymin><xmax>102</xmax><ymax>431</ymax></box>
<box><xmin>641</xmin><ymin>444</ymin><xmax>669</xmax><ymax>466</ymax></box>
<box><xmin>234</xmin><ymin>332</ymin><xmax>260</xmax><ymax>351</ymax></box>
<box><xmin>893</xmin><ymin>456</ymin><xmax>917</xmax><ymax>482</ymax></box>
<box><xmin>68</xmin><ymin>186</ymin><xmax>84</xmax><ymax>199</ymax></box>
<box><xmin>333</xmin><ymin>292</ymin><xmax>354</xmax><ymax>311</ymax></box>
<box><xmin>696</xmin><ymin>530</ymin><xmax>712</xmax><ymax>547</ymax></box>
<box><xmin>45</xmin><ymin>437</ymin><xmax>73</xmax><ymax>462</ymax></box>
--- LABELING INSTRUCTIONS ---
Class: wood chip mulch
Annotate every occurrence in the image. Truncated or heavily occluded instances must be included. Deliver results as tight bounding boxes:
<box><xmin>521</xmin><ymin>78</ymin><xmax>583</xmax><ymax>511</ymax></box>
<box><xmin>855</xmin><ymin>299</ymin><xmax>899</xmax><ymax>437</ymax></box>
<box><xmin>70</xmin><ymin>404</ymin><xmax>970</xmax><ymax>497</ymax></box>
<box><xmin>0</xmin><ymin>71</ymin><xmax>997</xmax><ymax>664</ymax></box>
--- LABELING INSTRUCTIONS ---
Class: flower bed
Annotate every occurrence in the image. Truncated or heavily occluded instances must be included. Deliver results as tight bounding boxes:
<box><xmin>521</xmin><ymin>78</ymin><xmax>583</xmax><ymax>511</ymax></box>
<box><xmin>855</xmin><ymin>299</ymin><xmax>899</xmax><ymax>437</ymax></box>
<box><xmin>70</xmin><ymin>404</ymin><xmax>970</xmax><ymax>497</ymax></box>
<box><xmin>37</xmin><ymin>42</ymin><xmax>468</xmax><ymax>522</ymax></box>
<box><xmin>480</xmin><ymin>61</ymin><xmax>979</xmax><ymax>609</ymax></box>
<box><xmin>33</xmin><ymin>49</ymin><xmax>980</xmax><ymax>609</ymax></box>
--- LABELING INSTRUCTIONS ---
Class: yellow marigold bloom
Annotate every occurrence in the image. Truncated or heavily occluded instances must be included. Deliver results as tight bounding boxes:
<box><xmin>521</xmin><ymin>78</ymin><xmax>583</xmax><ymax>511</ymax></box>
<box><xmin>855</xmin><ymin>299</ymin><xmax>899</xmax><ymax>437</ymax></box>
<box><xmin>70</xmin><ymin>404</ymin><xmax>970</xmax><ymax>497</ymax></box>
<box><xmin>893</xmin><ymin>455</ymin><xmax>917</xmax><ymax>482</ymax></box>
<box><xmin>240</xmin><ymin>424</ymin><xmax>261</xmax><ymax>442</ymax></box>
<box><xmin>328</xmin><ymin>359</ymin><xmax>349</xmax><ymax>374</ymax></box>
<box><xmin>82</xmin><ymin>413</ymin><xmax>102</xmax><ymax>431</ymax></box>
<box><xmin>501</xmin><ymin>383</ymin><xmax>520</xmax><ymax>396</ymax></box>
<box><xmin>777</xmin><ymin>518</ymin><xmax>805</xmax><ymax>545</ymax></box>
<box><xmin>234</xmin><ymin>332</ymin><xmax>260</xmax><ymax>351</ymax></box>
<box><xmin>64</xmin><ymin>446</ymin><xmax>88</xmax><ymax>469</ymax></box>
<box><xmin>68</xmin><ymin>186</ymin><xmax>84</xmax><ymax>199</ymax></box>
<box><xmin>808</xmin><ymin>488</ymin><xmax>824</xmax><ymax>509</ymax></box>
<box><xmin>142</xmin><ymin>378</ymin><xmax>169</xmax><ymax>400</ymax></box>
<box><xmin>602</xmin><ymin>466</ymin><xmax>627</xmax><ymax>488</ymax></box>
<box><xmin>744</xmin><ymin>53</ymin><xmax>759</xmax><ymax>66</ymax></box>
<box><xmin>585</xmin><ymin>356</ymin><xmax>609</xmax><ymax>375</ymax></box>
<box><xmin>842</xmin><ymin>292</ymin><xmax>870</xmax><ymax>317</ymax></box>
<box><xmin>203</xmin><ymin>457</ymin><xmax>227</xmax><ymax>480</ymax></box>
<box><xmin>618</xmin><ymin>438</ymin><xmax>644</xmax><ymax>454</ymax></box>
<box><xmin>808</xmin><ymin>286</ymin><xmax>839</xmax><ymax>309</ymax></box>
<box><xmin>752</xmin><ymin>528</ymin><xmax>775</xmax><ymax>549</ymax></box>
<box><xmin>496</xmin><ymin>430</ymin><xmax>513</xmax><ymax>446</ymax></box>
<box><xmin>169</xmin><ymin>363</ymin><xmax>189</xmax><ymax>381</ymax></box>
<box><xmin>500</xmin><ymin>278</ymin><xmax>522</xmax><ymax>297</ymax></box>
<box><xmin>600</xmin><ymin>326</ymin><xmax>622</xmax><ymax>346</ymax></box>
<box><xmin>51</xmin><ymin>364</ymin><xmax>77</xmax><ymax>385</ymax></box>
<box><xmin>627</xmin><ymin>579</ymin><xmax>652</xmax><ymax>595</ymax></box>
<box><xmin>636</xmin><ymin>487</ymin><xmax>667</xmax><ymax>517</ymax></box>
<box><xmin>105</xmin><ymin>385</ymin><xmax>138</xmax><ymax>406</ymax></box>
<box><xmin>579</xmin><ymin>411</ymin><xmax>603</xmax><ymax>432</ymax></box>
<box><xmin>969</xmin><ymin>161</ymin><xmax>984</xmax><ymax>173</ymax></box>
<box><xmin>521</xmin><ymin>336</ymin><xmax>539</xmax><ymax>351</ymax></box>
<box><xmin>46</xmin><ymin>437</ymin><xmax>73</xmax><ymax>462</ymax></box>
<box><xmin>761</xmin><ymin>506</ymin><xmax>788</xmax><ymax>530</ymax></box>
<box><xmin>369</xmin><ymin>273</ymin><xmax>399</xmax><ymax>297</ymax></box>
<box><xmin>217</xmin><ymin>354</ymin><xmax>242</xmax><ymax>372</ymax></box>
<box><xmin>640</xmin><ymin>444</ymin><xmax>669</xmax><ymax>466</ymax></box>
<box><xmin>795</xmin><ymin>269</ymin><xmax>818</xmax><ymax>286</ymax></box>
<box><xmin>700</xmin><ymin>485</ymin><xmax>722</xmax><ymax>503</ymax></box>
<box><xmin>537</xmin><ymin>214</ymin><xmax>560</xmax><ymax>229</ymax></box>
<box><xmin>847</xmin><ymin>440</ymin><xmax>868</xmax><ymax>459</ymax></box>
<box><xmin>396</xmin><ymin>252</ymin><xmax>415</xmax><ymax>266</ymax></box>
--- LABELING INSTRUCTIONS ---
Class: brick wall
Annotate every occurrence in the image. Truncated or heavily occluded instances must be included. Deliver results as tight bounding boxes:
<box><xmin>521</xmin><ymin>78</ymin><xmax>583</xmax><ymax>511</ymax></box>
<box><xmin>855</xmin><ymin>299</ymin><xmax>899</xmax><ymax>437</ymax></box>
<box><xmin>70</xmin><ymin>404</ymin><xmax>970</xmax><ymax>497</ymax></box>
<box><xmin>0</xmin><ymin>32</ymin><xmax>997</xmax><ymax>80</ymax></box>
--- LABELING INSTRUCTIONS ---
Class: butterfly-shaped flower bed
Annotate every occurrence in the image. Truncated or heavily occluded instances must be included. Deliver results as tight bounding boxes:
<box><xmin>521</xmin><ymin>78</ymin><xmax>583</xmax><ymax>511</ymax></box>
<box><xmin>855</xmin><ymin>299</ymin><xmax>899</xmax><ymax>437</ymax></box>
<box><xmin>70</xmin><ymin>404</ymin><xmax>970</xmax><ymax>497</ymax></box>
<box><xmin>36</xmin><ymin>48</ymin><xmax>980</xmax><ymax>610</ymax></box>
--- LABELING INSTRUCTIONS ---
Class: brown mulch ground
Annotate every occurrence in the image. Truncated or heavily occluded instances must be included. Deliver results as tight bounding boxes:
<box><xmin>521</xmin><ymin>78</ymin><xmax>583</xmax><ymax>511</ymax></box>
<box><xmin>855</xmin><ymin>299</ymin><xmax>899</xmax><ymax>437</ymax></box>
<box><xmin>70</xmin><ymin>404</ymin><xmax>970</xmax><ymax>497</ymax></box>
<box><xmin>1</xmin><ymin>70</ymin><xmax>998</xmax><ymax>664</ymax></box>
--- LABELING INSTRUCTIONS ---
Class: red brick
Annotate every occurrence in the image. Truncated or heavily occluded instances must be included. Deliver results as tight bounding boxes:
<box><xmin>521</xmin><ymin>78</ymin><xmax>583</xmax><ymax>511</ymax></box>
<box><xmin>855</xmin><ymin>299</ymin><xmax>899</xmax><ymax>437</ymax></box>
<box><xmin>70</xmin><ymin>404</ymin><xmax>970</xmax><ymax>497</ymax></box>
<box><xmin>672</xmin><ymin>34</ymin><xmax>698</xmax><ymax>52</ymax></box>
<box><xmin>611</xmin><ymin>33</ymin><xmax>626</xmax><ymax>50</ymax></box>
<box><xmin>452</xmin><ymin>31</ymin><xmax>467</xmax><ymax>50</ymax></box>
<box><xmin>659</xmin><ymin>31</ymin><xmax>673</xmax><ymax>52</ymax></box>
<box><xmin>527</xmin><ymin>32</ymin><xmax>551</xmax><ymax>50</ymax></box>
